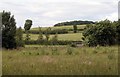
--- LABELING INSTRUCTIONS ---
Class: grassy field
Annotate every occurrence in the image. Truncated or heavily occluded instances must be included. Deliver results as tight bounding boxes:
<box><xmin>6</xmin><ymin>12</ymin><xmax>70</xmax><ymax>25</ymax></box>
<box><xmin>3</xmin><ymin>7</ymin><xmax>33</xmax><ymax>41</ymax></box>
<box><xmin>23</xmin><ymin>33</ymin><xmax>83</xmax><ymax>41</ymax></box>
<box><xmin>2</xmin><ymin>45</ymin><xmax>118</xmax><ymax>75</ymax></box>
<box><xmin>32</xmin><ymin>25</ymin><xmax>86</xmax><ymax>31</ymax></box>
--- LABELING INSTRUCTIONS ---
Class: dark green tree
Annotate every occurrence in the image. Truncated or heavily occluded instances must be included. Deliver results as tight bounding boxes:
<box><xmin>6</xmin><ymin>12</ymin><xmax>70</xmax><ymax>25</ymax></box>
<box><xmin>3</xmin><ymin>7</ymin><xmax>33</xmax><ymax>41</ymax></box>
<box><xmin>2</xmin><ymin>11</ymin><xmax>17</xmax><ymax>49</ymax></box>
<box><xmin>16</xmin><ymin>27</ymin><xmax>24</xmax><ymax>47</ymax></box>
<box><xmin>25</xmin><ymin>30</ymin><xmax>30</xmax><ymax>42</ymax></box>
<box><xmin>116</xmin><ymin>19</ymin><xmax>120</xmax><ymax>45</ymax></box>
<box><xmin>83</xmin><ymin>19</ymin><xmax>116</xmax><ymax>46</ymax></box>
<box><xmin>24</xmin><ymin>19</ymin><xmax>32</xmax><ymax>44</ymax></box>
<box><xmin>73</xmin><ymin>24</ymin><xmax>77</xmax><ymax>33</ymax></box>
<box><xmin>0</xmin><ymin>12</ymin><xmax>2</xmax><ymax>48</ymax></box>
<box><xmin>24</xmin><ymin>19</ymin><xmax>32</xmax><ymax>31</ymax></box>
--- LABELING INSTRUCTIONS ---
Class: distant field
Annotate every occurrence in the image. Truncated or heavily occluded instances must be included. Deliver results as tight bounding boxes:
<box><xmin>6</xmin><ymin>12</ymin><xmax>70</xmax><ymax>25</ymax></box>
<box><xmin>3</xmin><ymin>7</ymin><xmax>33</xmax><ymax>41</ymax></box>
<box><xmin>2</xmin><ymin>45</ymin><xmax>118</xmax><ymax>75</ymax></box>
<box><xmin>31</xmin><ymin>25</ymin><xmax>86</xmax><ymax>31</ymax></box>
<box><xmin>23</xmin><ymin>33</ymin><xmax>83</xmax><ymax>41</ymax></box>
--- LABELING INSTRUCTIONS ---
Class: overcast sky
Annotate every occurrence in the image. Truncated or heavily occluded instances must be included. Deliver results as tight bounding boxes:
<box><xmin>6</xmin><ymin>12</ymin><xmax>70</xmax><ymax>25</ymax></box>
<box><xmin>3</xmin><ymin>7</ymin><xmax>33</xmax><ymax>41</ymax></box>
<box><xmin>0</xmin><ymin>0</ymin><xmax>119</xmax><ymax>28</ymax></box>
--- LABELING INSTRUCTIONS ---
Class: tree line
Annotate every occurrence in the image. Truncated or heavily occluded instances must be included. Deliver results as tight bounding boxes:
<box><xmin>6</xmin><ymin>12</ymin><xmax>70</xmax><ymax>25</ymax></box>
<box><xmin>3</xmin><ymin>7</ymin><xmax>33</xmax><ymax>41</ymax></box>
<box><xmin>82</xmin><ymin>19</ymin><xmax>120</xmax><ymax>46</ymax></box>
<box><xmin>54</xmin><ymin>20</ymin><xmax>95</xmax><ymax>27</ymax></box>
<box><xmin>2</xmin><ymin>11</ymin><xmax>120</xmax><ymax>49</ymax></box>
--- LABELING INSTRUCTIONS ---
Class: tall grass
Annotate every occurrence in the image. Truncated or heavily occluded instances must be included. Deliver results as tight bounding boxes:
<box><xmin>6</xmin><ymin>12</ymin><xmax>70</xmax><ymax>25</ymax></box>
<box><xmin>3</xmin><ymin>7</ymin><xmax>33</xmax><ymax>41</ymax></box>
<box><xmin>2</xmin><ymin>45</ymin><xmax>118</xmax><ymax>75</ymax></box>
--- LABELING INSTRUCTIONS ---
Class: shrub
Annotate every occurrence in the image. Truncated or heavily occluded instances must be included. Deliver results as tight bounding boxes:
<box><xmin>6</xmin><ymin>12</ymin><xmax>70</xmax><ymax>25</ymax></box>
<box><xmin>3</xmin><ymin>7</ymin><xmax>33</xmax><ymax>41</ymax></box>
<box><xmin>73</xmin><ymin>25</ymin><xmax>77</xmax><ymax>33</ymax></box>
<box><xmin>83</xmin><ymin>19</ymin><xmax>117</xmax><ymax>46</ymax></box>
<box><xmin>16</xmin><ymin>27</ymin><xmax>24</xmax><ymax>47</ymax></box>
<box><xmin>50</xmin><ymin>33</ymin><xmax>58</xmax><ymax>45</ymax></box>
<box><xmin>24</xmin><ymin>40</ymin><xmax>83</xmax><ymax>46</ymax></box>
<box><xmin>27</xmin><ymin>29</ymin><xmax>68</xmax><ymax>34</ymax></box>
<box><xmin>70</xmin><ymin>43</ymin><xmax>77</xmax><ymax>47</ymax></box>
<box><xmin>25</xmin><ymin>31</ymin><xmax>31</xmax><ymax>42</ymax></box>
<box><xmin>37</xmin><ymin>27</ymin><xmax>43</xmax><ymax>41</ymax></box>
<box><xmin>2</xmin><ymin>11</ymin><xmax>17</xmax><ymax>49</ymax></box>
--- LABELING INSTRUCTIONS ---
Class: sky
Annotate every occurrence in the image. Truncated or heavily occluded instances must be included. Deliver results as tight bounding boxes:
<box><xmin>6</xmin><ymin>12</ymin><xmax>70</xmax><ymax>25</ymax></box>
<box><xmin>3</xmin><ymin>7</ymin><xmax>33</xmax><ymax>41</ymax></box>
<box><xmin>0</xmin><ymin>0</ymin><xmax>119</xmax><ymax>28</ymax></box>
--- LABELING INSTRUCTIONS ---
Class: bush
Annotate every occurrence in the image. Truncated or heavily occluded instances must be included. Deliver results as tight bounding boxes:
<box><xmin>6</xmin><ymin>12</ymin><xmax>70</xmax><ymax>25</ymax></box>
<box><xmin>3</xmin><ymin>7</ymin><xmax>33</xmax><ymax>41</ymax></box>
<box><xmin>26</xmin><ymin>29</ymin><xmax>68</xmax><ymax>34</ymax></box>
<box><xmin>70</xmin><ymin>43</ymin><xmax>77</xmax><ymax>47</ymax></box>
<box><xmin>83</xmin><ymin>19</ymin><xmax>117</xmax><ymax>46</ymax></box>
<box><xmin>24</xmin><ymin>40</ymin><xmax>82</xmax><ymax>45</ymax></box>
<box><xmin>16</xmin><ymin>27</ymin><xmax>24</xmax><ymax>47</ymax></box>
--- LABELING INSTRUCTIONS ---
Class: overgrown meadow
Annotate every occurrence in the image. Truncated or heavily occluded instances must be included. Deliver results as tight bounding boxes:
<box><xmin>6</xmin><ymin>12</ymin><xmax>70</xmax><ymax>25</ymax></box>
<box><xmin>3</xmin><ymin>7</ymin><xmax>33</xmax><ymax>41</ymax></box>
<box><xmin>2</xmin><ymin>11</ymin><xmax>119</xmax><ymax>75</ymax></box>
<box><xmin>2</xmin><ymin>45</ymin><xmax>118</xmax><ymax>75</ymax></box>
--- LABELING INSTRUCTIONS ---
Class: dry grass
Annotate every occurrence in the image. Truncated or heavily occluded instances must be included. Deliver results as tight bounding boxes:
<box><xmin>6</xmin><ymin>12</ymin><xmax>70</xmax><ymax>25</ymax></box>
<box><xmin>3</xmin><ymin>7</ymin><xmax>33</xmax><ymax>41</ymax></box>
<box><xmin>2</xmin><ymin>45</ymin><xmax>118</xmax><ymax>75</ymax></box>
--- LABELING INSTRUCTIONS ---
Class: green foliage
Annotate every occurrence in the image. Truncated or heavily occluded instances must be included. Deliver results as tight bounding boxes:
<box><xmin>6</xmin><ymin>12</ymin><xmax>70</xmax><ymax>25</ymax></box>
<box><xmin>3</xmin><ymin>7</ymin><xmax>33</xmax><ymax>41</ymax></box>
<box><xmin>30</xmin><ymin>25</ymin><xmax>85</xmax><ymax>34</ymax></box>
<box><xmin>116</xmin><ymin>19</ymin><xmax>120</xmax><ymax>45</ymax></box>
<box><xmin>37</xmin><ymin>27</ymin><xmax>43</xmax><ymax>41</ymax></box>
<box><xmin>45</xmin><ymin>27</ymin><xmax>51</xmax><ymax>41</ymax></box>
<box><xmin>73</xmin><ymin>25</ymin><xmax>77</xmax><ymax>33</ymax></box>
<box><xmin>26</xmin><ymin>29</ymin><xmax>68</xmax><ymax>34</ymax></box>
<box><xmin>16</xmin><ymin>27</ymin><xmax>24</xmax><ymax>47</ymax></box>
<box><xmin>2</xmin><ymin>11</ymin><xmax>17</xmax><ymax>49</ymax></box>
<box><xmin>24</xmin><ymin>40</ymin><xmax>73</xmax><ymax>45</ymax></box>
<box><xmin>24</xmin><ymin>33</ymin><xmax>83</xmax><ymax>41</ymax></box>
<box><xmin>24</xmin><ymin>19</ymin><xmax>32</xmax><ymax>31</ymax></box>
<box><xmin>83</xmin><ymin>19</ymin><xmax>116</xmax><ymax>46</ymax></box>
<box><xmin>50</xmin><ymin>33</ymin><xmax>58</xmax><ymax>45</ymax></box>
<box><xmin>54</xmin><ymin>20</ymin><xmax>95</xmax><ymax>26</ymax></box>
<box><xmin>25</xmin><ymin>31</ymin><xmax>31</xmax><ymax>42</ymax></box>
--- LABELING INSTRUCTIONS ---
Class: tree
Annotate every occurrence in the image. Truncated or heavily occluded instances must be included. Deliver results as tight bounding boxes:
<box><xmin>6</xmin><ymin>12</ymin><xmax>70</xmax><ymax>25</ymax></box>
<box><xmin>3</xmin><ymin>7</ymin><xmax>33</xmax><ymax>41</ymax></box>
<box><xmin>51</xmin><ymin>33</ymin><xmax>58</xmax><ymax>45</ymax></box>
<box><xmin>24</xmin><ymin>19</ymin><xmax>32</xmax><ymax>31</ymax></box>
<box><xmin>73</xmin><ymin>24</ymin><xmax>77</xmax><ymax>33</ymax></box>
<box><xmin>116</xmin><ymin>19</ymin><xmax>120</xmax><ymax>45</ymax></box>
<box><xmin>2</xmin><ymin>11</ymin><xmax>17</xmax><ymax>49</ymax></box>
<box><xmin>83</xmin><ymin>19</ymin><xmax>116</xmax><ymax>46</ymax></box>
<box><xmin>45</xmin><ymin>27</ymin><xmax>51</xmax><ymax>41</ymax></box>
<box><xmin>25</xmin><ymin>30</ymin><xmax>30</xmax><ymax>42</ymax></box>
<box><xmin>16</xmin><ymin>27</ymin><xmax>24</xmax><ymax>47</ymax></box>
<box><xmin>37</xmin><ymin>27</ymin><xmax>43</xmax><ymax>41</ymax></box>
<box><xmin>0</xmin><ymin>12</ymin><xmax>2</xmax><ymax>48</ymax></box>
<box><xmin>24</xmin><ymin>19</ymin><xmax>32</xmax><ymax>44</ymax></box>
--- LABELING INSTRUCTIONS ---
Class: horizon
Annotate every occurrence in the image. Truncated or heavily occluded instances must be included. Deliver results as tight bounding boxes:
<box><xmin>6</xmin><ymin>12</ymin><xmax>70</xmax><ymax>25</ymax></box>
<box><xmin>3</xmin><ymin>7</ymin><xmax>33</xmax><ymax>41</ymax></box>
<box><xmin>0</xmin><ymin>0</ymin><xmax>119</xmax><ymax>28</ymax></box>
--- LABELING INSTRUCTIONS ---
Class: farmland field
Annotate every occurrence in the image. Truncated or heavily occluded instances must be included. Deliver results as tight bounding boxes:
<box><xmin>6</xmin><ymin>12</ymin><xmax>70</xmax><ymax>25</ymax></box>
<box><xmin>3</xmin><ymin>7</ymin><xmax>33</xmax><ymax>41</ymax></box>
<box><xmin>23</xmin><ymin>33</ymin><xmax>83</xmax><ymax>41</ymax></box>
<box><xmin>32</xmin><ymin>25</ymin><xmax>86</xmax><ymax>31</ymax></box>
<box><xmin>2</xmin><ymin>45</ymin><xmax>118</xmax><ymax>75</ymax></box>
<box><xmin>1</xmin><ymin>1</ymin><xmax>119</xmax><ymax>76</ymax></box>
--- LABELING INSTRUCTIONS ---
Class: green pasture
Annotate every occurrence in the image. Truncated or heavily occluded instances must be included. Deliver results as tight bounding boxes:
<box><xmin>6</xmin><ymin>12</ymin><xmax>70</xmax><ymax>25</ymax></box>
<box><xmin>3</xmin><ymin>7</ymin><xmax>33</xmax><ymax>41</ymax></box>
<box><xmin>31</xmin><ymin>25</ymin><xmax>86</xmax><ymax>31</ymax></box>
<box><xmin>23</xmin><ymin>33</ymin><xmax>83</xmax><ymax>41</ymax></box>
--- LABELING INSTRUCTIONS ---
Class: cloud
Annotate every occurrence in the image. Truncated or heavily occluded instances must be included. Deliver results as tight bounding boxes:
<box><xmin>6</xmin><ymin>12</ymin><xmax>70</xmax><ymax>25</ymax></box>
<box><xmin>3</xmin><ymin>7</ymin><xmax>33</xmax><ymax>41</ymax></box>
<box><xmin>0</xmin><ymin>0</ymin><xmax>119</xmax><ymax>27</ymax></box>
<box><xmin>103</xmin><ymin>12</ymin><xmax>118</xmax><ymax>21</ymax></box>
